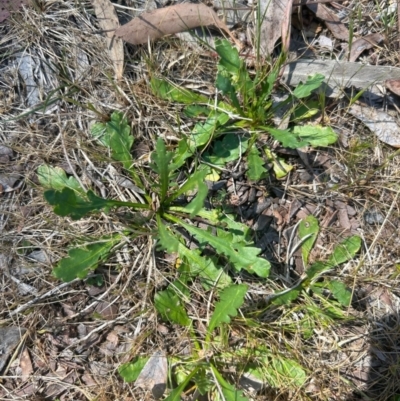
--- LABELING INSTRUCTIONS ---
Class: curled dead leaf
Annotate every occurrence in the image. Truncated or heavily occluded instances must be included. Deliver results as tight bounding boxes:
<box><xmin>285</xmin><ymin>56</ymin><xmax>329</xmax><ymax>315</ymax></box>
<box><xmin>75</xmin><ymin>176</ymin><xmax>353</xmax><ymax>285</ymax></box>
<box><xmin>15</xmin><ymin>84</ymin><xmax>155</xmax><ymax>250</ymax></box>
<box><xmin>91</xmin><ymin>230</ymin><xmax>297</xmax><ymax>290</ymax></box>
<box><xmin>115</xmin><ymin>3</ymin><xmax>240</xmax><ymax>48</ymax></box>
<box><xmin>306</xmin><ymin>2</ymin><xmax>349</xmax><ymax>40</ymax></box>
<box><xmin>385</xmin><ymin>79</ymin><xmax>400</xmax><ymax>96</ymax></box>
<box><xmin>348</xmin><ymin>104</ymin><xmax>400</xmax><ymax>148</ymax></box>
<box><xmin>349</xmin><ymin>33</ymin><xmax>384</xmax><ymax>62</ymax></box>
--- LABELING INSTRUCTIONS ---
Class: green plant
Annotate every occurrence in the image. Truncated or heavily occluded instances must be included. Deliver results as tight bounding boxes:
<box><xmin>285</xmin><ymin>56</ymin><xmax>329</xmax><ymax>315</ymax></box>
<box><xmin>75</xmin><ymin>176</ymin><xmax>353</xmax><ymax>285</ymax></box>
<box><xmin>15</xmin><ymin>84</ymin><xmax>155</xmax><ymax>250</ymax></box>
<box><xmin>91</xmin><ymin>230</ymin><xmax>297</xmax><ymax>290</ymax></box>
<box><xmin>120</xmin><ymin>282</ymin><xmax>308</xmax><ymax>398</ymax></box>
<box><xmin>269</xmin><ymin>215</ymin><xmax>361</xmax><ymax>308</ymax></box>
<box><xmin>38</xmin><ymin>111</ymin><xmax>270</xmax><ymax>286</ymax></box>
<box><xmin>150</xmin><ymin>39</ymin><xmax>337</xmax><ymax>181</ymax></box>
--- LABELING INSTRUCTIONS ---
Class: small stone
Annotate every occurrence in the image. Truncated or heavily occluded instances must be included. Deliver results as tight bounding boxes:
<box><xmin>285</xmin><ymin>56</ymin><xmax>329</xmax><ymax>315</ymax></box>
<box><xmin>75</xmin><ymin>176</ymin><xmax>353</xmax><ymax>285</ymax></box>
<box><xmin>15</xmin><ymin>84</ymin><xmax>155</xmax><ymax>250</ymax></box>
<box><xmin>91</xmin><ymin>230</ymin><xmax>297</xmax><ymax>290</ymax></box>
<box><xmin>364</xmin><ymin>210</ymin><xmax>385</xmax><ymax>225</ymax></box>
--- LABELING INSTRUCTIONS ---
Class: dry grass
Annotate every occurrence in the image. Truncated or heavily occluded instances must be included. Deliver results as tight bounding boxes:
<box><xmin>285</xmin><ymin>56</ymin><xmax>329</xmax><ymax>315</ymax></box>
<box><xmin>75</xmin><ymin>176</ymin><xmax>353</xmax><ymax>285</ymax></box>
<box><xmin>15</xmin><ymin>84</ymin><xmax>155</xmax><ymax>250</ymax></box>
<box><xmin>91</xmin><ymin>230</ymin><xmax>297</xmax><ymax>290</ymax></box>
<box><xmin>0</xmin><ymin>0</ymin><xmax>400</xmax><ymax>400</ymax></box>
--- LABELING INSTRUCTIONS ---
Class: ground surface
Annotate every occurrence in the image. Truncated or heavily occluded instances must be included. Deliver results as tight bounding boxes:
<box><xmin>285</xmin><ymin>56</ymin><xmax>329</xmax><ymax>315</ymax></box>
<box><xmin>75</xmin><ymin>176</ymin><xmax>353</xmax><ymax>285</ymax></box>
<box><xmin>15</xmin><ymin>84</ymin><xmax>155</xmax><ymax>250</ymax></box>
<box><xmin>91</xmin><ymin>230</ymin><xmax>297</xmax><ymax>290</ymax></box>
<box><xmin>1</xmin><ymin>0</ymin><xmax>400</xmax><ymax>400</ymax></box>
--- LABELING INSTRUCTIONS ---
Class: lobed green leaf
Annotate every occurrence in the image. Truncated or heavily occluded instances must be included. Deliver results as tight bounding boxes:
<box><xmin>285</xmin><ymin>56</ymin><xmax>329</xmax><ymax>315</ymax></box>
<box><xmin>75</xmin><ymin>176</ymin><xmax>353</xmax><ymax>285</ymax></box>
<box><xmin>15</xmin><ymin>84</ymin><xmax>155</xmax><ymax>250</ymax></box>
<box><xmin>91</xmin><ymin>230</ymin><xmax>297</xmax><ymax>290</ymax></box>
<box><xmin>207</xmin><ymin>284</ymin><xmax>247</xmax><ymax>336</ymax></box>
<box><xmin>53</xmin><ymin>235</ymin><xmax>121</xmax><ymax>282</ymax></box>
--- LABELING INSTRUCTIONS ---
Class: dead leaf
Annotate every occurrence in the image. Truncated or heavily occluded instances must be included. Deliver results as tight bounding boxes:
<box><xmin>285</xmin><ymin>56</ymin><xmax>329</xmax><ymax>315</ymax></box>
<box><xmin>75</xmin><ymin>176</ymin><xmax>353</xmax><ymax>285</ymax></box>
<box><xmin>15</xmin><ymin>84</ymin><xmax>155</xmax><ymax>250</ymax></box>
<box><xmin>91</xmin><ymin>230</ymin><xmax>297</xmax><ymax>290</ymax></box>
<box><xmin>90</xmin><ymin>0</ymin><xmax>124</xmax><ymax>80</ymax></box>
<box><xmin>115</xmin><ymin>3</ymin><xmax>240</xmax><ymax>48</ymax></box>
<box><xmin>0</xmin><ymin>0</ymin><xmax>29</xmax><ymax>23</ymax></box>
<box><xmin>19</xmin><ymin>347</ymin><xmax>33</xmax><ymax>379</ymax></box>
<box><xmin>306</xmin><ymin>2</ymin><xmax>349</xmax><ymax>40</ymax></box>
<box><xmin>348</xmin><ymin>104</ymin><xmax>400</xmax><ymax>148</ymax></box>
<box><xmin>258</xmin><ymin>0</ymin><xmax>292</xmax><ymax>56</ymax></box>
<box><xmin>385</xmin><ymin>79</ymin><xmax>400</xmax><ymax>96</ymax></box>
<box><xmin>135</xmin><ymin>351</ymin><xmax>168</xmax><ymax>399</ymax></box>
<box><xmin>349</xmin><ymin>33</ymin><xmax>384</xmax><ymax>62</ymax></box>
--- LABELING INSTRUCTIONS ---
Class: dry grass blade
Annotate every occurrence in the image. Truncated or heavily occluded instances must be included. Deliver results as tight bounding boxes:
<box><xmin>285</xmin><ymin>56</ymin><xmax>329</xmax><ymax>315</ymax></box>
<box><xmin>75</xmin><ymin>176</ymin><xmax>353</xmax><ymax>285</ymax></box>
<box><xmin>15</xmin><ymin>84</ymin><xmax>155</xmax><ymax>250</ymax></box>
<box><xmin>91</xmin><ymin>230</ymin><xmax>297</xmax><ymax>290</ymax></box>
<box><xmin>281</xmin><ymin>0</ymin><xmax>294</xmax><ymax>53</ymax></box>
<box><xmin>115</xmin><ymin>3</ymin><xmax>241</xmax><ymax>47</ymax></box>
<box><xmin>90</xmin><ymin>0</ymin><xmax>124</xmax><ymax>80</ymax></box>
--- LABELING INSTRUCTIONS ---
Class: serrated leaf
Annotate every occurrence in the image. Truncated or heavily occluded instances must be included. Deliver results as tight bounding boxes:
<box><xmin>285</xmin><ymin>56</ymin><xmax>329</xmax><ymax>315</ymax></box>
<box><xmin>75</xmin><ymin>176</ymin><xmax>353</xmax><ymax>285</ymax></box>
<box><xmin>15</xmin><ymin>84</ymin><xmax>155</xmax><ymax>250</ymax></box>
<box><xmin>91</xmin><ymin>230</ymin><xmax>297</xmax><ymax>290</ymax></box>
<box><xmin>326</xmin><ymin>280</ymin><xmax>352</xmax><ymax>306</ymax></box>
<box><xmin>156</xmin><ymin>218</ymin><xmax>180</xmax><ymax>253</ymax></box>
<box><xmin>178</xmin><ymin>219</ymin><xmax>270</xmax><ymax>277</ymax></box>
<box><xmin>211</xmin><ymin>364</ymin><xmax>249</xmax><ymax>401</ymax></box>
<box><xmin>167</xmin><ymin>169</ymin><xmax>208</xmax><ymax>217</ymax></box>
<box><xmin>37</xmin><ymin>165</ymin><xmax>84</xmax><ymax>195</ymax></box>
<box><xmin>90</xmin><ymin>111</ymin><xmax>133</xmax><ymax>171</ymax></box>
<box><xmin>327</xmin><ymin>235</ymin><xmax>361</xmax><ymax>266</ymax></box>
<box><xmin>292</xmin><ymin>74</ymin><xmax>325</xmax><ymax>98</ymax></box>
<box><xmin>247</xmin><ymin>146</ymin><xmax>267</xmax><ymax>181</ymax></box>
<box><xmin>53</xmin><ymin>235</ymin><xmax>121</xmax><ymax>281</ymax></box>
<box><xmin>298</xmin><ymin>215</ymin><xmax>319</xmax><ymax>265</ymax></box>
<box><xmin>154</xmin><ymin>286</ymin><xmax>191</xmax><ymax>326</ymax></box>
<box><xmin>44</xmin><ymin>188</ymin><xmax>114</xmax><ymax>220</ymax></box>
<box><xmin>119</xmin><ymin>357</ymin><xmax>149</xmax><ymax>382</ymax></box>
<box><xmin>151</xmin><ymin>77</ymin><xmax>208</xmax><ymax>104</ymax></box>
<box><xmin>177</xmin><ymin>243</ymin><xmax>232</xmax><ymax>290</ymax></box>
<box><xmin>207</xmin><ymin>284</ymin><xmax>247</xmax><ymax>336</ymax></box>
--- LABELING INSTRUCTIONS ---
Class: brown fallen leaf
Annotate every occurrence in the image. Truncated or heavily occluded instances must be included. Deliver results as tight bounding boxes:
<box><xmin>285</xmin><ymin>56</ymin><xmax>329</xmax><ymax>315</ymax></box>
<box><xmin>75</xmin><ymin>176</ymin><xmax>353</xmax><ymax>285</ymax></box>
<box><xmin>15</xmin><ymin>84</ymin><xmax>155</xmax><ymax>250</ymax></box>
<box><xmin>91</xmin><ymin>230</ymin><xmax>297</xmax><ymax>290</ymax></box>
<box><xmin>306</xmin><ymin>2</ymin><xmax>349</xmax><ymax>40</ymax></box>
<box><xmin>349</xmin><ymin>33</ymin><xmax>384</xmax><ymax>62</ymax></box>
<box><xmin>385</xmin><ymin>79</ymin><xmax>400</xmax><ymax>96</ymax></box>
<box><xmin>19</xmin><ymin>347</ymin><xmax>33</xmax><ymax>379</ymax></box>
<box><xmin>135</xmin><ymin>351</ymin><xmax>168</xmax><ymax>399</ymax></box>
<box><xmin>115</xmin><ymin>3</ymin><xmax>241</xmax><ymax>48</ymax></box>
<box><xmin>348</xmin><ymin>104</ymin><xmax>400</xmax><ymax>148</ymax></box>
<box><xmin>90</xmin><ymin>0</ymin><xmax>124</xmax><ymax>80</ymax></box>
<box><xmin>258</xmin><ymin>0</ymin><xmax>293</xmax><ymax>56</ymax></box>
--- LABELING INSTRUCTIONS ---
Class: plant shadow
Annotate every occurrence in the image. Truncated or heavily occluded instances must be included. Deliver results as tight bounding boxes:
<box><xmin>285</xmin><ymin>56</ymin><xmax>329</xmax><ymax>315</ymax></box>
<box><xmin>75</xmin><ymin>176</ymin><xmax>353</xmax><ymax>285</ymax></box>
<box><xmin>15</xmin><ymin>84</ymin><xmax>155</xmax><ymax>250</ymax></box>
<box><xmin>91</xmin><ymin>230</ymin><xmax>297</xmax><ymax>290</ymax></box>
<box><xmin>344</xmin><ymin>307</ymin><xmax>400</xmax><ymax>401</ymax></box>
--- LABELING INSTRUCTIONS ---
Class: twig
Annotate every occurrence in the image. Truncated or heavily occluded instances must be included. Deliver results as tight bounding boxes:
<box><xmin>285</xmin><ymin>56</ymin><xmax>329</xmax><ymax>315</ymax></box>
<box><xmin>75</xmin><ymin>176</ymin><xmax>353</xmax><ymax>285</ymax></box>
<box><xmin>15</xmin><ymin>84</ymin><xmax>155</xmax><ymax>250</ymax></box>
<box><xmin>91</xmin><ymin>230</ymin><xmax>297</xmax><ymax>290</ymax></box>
<box><xmin>9</xmin><ymin>279</ymin><xmax>80</xmax><ymax>316</ymax></box>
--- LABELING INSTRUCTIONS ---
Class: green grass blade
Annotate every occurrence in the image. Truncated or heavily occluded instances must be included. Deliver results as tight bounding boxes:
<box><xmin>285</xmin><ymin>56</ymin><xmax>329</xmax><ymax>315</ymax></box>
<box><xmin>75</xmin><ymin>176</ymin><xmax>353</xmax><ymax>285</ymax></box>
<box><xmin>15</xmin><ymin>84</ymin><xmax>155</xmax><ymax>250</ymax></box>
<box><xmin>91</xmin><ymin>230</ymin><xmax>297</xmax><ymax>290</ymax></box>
<box><xmin>210</xmin><ymin>364</ymin><xmax>249</xmax><ymax>401</ymax></box>
<box><xmin>164</xmin><ymin>367</ymin><xmax>199</xmax><ymax>401</ymax></box>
